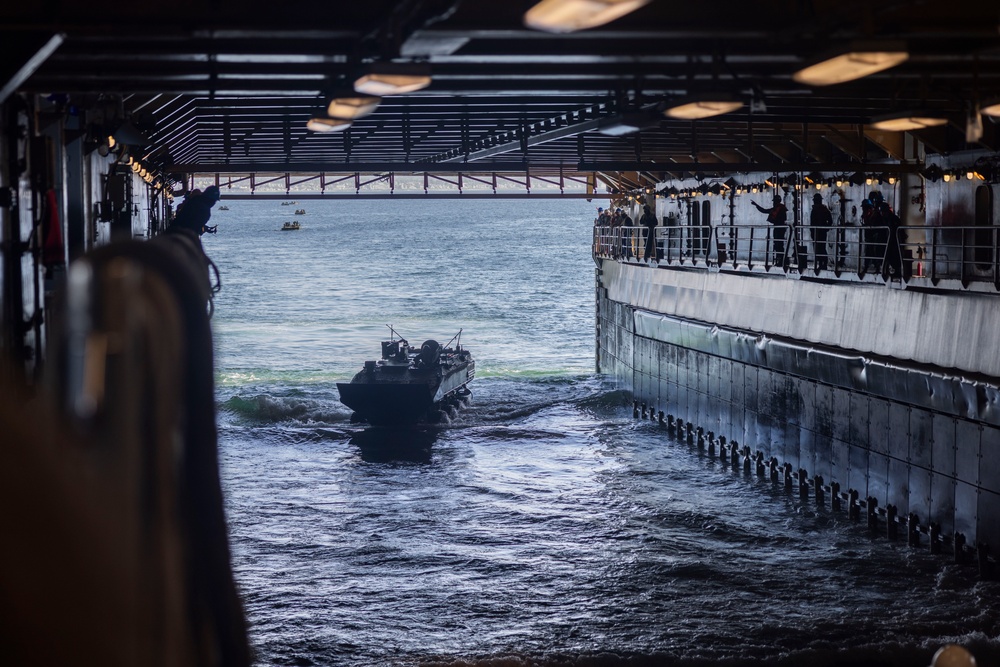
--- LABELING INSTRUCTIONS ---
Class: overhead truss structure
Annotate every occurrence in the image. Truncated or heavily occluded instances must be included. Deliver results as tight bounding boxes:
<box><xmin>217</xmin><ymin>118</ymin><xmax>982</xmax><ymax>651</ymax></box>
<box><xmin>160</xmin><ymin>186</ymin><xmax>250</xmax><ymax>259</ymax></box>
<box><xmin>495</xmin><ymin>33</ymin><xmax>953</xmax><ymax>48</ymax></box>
<box><xmin>187</xmin><ymin>169</ymin><xmax>603</xmax><ymax>198</ymax></box>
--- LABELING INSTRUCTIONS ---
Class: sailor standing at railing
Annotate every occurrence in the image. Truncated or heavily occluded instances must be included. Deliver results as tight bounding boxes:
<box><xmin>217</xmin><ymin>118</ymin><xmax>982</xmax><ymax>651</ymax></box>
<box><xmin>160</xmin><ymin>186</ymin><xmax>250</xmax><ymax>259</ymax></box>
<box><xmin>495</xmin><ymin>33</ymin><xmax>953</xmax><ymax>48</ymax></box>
<box><xmin>752</xmin><ymin>194</ymin><xmax>789</xmax><ymax>269</ymax></box>
<box><xmin>594</xmin><ymin>206</ymin><xmax>607</xmax><ymax>254</ymax></box>
<box><xmin>609</xmin><ymin>208</ymin><xmax>622</xmax><ymax>258</ymax></box>
<box><xmin>170</xmin><ymin>185</ymin><xmax>221</xmax><ymax>236</ymax></box>
<box><xmin>878</xmin><ymin>196</ymin><xmax>903</xmax><ymax>279</ymax></box>
<box><xmin>810</xmin><ymin>193</ymin><xmax>833</xmax><ymax>272</ymax></box>
<box><xmin>618</xmin><ymin>208</ymin><xmax>634</xmax><ymax>259</ymax></box>
<box><xmin>862</xmin><ymin>191</ymin><xmax>887</xmax><ymax>274</ymax></box>
<box><xmin>640</xmin><ymin>204</ymin><xmax>658</xmax><ymax>263</ymax></box>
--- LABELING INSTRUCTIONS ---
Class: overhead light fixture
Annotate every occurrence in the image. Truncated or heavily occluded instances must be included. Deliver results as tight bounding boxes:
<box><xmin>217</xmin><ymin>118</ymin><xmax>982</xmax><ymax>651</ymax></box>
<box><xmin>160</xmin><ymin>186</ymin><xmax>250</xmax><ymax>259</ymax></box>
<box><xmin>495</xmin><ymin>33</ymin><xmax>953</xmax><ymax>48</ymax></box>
<box><xmin>869</xmin><ymin>112</ymin><xmax>947</xmax><ymax>132</ymax></box>
<box><xmin>597</xmin><ymin>109</ymin><xmax>662</xmax><ymax>136</ymax></box>
<box><xmin>306</xmin><ymin>117</ymin><xmax>352</xmax><ymax>133</ymax></box>
<box><xmin>523</xmin><ymin>0</ymin><xmax>650</xmax><ymax>33</ymax></box>
<box><xmin>327</xmin><ymin>94</ymin><xmax>381</xmax><ymax>120</ymax></box>
<box><xmin>663</xmin><ymin>94</ymin><xmax>743</xmax><ymax>120</ymax></box>
<box><xmin>793</xmin><ymin>42</ymin><xmax>908</xmax><ymax>86</ymax></box>
<box><xmin>354</xmin><ymin>63</ymin><xmax>431</xmax><ymax>96</ymax></box>
<box><xmin>597</xmin><ymin>122</ymin><xmax>640</xmax><ymax>136</ymax></box>
<box><xmin>112</xmin><ymin>120</ymin><xmax>151</xmax><ymax>146</ymax></box>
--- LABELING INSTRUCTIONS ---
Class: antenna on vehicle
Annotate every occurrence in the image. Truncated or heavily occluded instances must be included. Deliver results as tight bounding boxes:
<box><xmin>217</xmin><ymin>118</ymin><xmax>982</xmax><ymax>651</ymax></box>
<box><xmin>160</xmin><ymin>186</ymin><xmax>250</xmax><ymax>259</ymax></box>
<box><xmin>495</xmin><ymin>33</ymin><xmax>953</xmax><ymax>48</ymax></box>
<box><xmin>386</xmin><ymin>324</ymin><xmax>407</xmax><ymax>345</ymax></box>
<box><xmin>444</xmin><ymin>328</ymin><xmax>463</xmax><ymax>350</ymax></box>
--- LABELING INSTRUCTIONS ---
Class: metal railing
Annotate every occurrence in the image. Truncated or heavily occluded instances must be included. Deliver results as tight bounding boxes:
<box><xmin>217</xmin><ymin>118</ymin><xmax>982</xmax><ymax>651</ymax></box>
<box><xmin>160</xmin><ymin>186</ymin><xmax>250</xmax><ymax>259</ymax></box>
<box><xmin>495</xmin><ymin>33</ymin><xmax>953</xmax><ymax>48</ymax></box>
<box><xmin>593</xmin><ymin>223</ymin><xmax>1000</xmax><ymax>290</ymax></box>
<box><xmin>899</xmin><ymin>225</ymin><xmax>1000</xmax><ymax>288</ymax></box>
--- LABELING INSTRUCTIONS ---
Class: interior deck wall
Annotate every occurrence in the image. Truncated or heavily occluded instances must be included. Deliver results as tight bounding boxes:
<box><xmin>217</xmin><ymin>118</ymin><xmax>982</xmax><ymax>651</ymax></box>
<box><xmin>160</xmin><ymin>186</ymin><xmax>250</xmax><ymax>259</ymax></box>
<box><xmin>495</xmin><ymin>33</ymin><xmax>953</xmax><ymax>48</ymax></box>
<box><xmin>597</xmin><ymin>290</ymin><xmax>1000</xmax><ymax>549</ymax></box>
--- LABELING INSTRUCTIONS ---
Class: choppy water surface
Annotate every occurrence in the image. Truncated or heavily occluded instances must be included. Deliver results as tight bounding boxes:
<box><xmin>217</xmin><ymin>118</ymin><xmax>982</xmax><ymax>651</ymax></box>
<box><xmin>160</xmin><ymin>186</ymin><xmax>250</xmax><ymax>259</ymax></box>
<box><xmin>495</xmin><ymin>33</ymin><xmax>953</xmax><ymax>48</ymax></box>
<box><xmin>209</xmin><ymin>198</ymin><xmax>1000</xmax><ymax>666</ymax></box>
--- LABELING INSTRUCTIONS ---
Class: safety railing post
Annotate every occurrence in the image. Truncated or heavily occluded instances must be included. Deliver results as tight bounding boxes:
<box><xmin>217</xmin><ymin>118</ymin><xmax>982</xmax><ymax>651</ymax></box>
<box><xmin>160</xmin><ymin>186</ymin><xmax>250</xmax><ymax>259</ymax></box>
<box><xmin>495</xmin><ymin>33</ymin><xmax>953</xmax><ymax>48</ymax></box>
<box><xmin>931</xmin><ymin>228</ymin><xmax>938</xmax><ymax>284</ymax></box>
<box><xmin>730</xmin><ymin>225</ymin><xmax>739</xmax><ymax>270</ymax></box>
<box><xmin>718</xmin><ymin>225</ymin><xmax>723</xmax><ymax>267</ymax></box>
<box><xmin>703</xmin><ymin>223</ymin><xmax>711</xmax><ymax>266</ymax></box>
<box><xmin>880</xmin><ymin>225</ymin><xmax>890</xmax><ymax>281</ymax></box>
<box><xmin>765</xmin><ymin>225</ymin><xmax>772</xmax><ymax>270</ymax></box>
<box><xmin>994</xmin><ymin>225</ymin><xmax>999</xmax><ymax>291</ymax></box>
<box><xmin>961</xmin><ymin>225</ymin><xmax>968</xmax><ymax>287</ymax></box>
<box><xmin>879</xmin><ymin>227</ymin><xmax>886</xmax><ymax>279</ymax></box>
<box><xmin>861</xmin><ymin>225</ymin><xmax>868</xmax><ymax>276</ymax></box>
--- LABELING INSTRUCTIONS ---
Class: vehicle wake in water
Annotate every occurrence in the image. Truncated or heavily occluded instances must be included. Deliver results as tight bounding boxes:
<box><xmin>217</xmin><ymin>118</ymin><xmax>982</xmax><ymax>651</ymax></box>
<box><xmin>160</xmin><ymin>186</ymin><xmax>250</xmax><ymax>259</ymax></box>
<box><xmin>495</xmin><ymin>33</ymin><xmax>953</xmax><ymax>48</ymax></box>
<box><xmin>219</xmin><ymin>373</ymin><xmax>1000</xmax><ymax>667</ymax></box>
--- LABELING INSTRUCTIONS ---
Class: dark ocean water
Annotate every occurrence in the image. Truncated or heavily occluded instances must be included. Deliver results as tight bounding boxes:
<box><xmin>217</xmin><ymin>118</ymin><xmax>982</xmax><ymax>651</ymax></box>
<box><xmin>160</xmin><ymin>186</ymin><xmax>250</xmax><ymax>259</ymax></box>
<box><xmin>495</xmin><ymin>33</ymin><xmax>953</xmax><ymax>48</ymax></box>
<box><xmin>207</xmin><ymin>197</ymin><xmax>1000</xmax><ymax>667</ymax></box>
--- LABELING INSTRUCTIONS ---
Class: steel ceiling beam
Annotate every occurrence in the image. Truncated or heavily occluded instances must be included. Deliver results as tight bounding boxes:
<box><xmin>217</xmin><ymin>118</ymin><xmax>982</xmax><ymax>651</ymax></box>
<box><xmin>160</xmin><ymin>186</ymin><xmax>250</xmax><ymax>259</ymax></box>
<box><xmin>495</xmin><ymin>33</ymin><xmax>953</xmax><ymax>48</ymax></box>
<box><xmin>435</xmin><ymin>117</ymin><xmax>606</xmax><ymax>163</ymax></box>
<box><xmin>577</xmin><ymin>162</ymin><xmax>928</xmax><ymax>174</ymax></box>
<box><xmin>169</xmin><ymin>162</ymin><xmax>544</xmax><ymax>173</ymax></box>
<box><xmin>0</xmin><ymin>32</ymin><xmax>64</xmax><ymax>105</ymax></box>
<box><xmin>11</xmin><ymin>0</ymin><xmax>1000</xmax><ymax>173</ymax></box>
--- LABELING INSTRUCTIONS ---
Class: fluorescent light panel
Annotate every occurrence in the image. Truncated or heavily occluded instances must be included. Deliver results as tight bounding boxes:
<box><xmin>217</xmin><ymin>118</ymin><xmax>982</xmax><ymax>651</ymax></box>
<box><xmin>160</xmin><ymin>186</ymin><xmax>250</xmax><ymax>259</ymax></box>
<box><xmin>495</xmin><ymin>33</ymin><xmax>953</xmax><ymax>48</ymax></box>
<box><xmin>327</xmin><ymin>95</ymin><xmax>381</xmax><ymax>119</ymax></box>
<box><xmin>598</xmin><ymin>121</ymin><xmax>642</xmax><ymax>136</ymax></box>
<box><xmin>793</xmin><ymin>45</ymin><xmax>908</xmax><ymax>86</ymax></box>
<box><xmin>354</xmin><ymin>73</ymin><xmax>431</xmax><ymax>95</ymax></box>
<box><xmin>524</xmin><ymin>0</ymin><xmax>650</xmax><ymax>33</ymax></box>
<box><xmin>665</xmin><ymin>99</ymin><xmax>743</xmax><ymax>120</ymax></box>
<box><xmin>869</xmin><ymin>114</ymin><xmax>947</xmax><ymax>132</ymax></box>
<box><xmin>306</xmin><ymin>117</ymin><xmax>352</xmax><ymax>133</ymax></box>
<box><xmin>597</xmin><ymin>109</ymin><xmax>662</xmax><ymax>135</ymax></box>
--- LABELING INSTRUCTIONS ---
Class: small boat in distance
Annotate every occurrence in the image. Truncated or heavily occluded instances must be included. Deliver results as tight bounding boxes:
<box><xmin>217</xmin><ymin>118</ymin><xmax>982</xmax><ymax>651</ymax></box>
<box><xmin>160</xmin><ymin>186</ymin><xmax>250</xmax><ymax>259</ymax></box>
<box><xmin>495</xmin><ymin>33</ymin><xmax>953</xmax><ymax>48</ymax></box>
<box><xmin>294</xmin><ymin>208</ymin><xmax>306</xmax><ymax>215</ymax></box>
<box><xmin>338</xmin><ymin>327</ymin><xmax>475</xmax><ymax>426</ymax></box>
<box><xmin>218</xmin><ymin>205</ymin><xmax>229</xmax><ymax>210</ymax></box>
<box><xmin>281</xmin><ymin>221</ymin><xmax>301</xmax><ymax>231</ymax></box>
